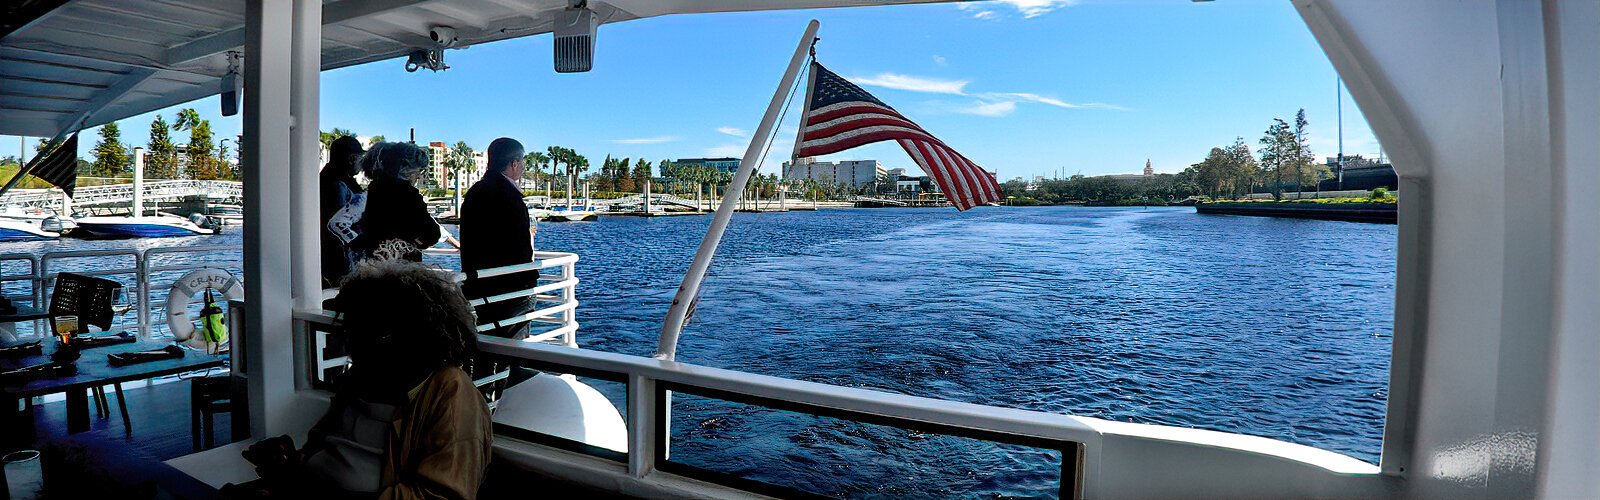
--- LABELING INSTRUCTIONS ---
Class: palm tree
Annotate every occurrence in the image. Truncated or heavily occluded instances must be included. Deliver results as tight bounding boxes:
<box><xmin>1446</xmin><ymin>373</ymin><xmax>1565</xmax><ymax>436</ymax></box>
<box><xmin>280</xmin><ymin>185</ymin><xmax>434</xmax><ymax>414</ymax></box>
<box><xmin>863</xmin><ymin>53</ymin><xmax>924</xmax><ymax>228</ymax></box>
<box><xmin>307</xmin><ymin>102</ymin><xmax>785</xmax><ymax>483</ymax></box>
<box><xmin>173</xmin><ymin>108</ymin><xmax>203</xmax><ymax>133</ymax></box>
<box><xmin>546</xmin><ymin>146</ymin><xmax>568</xmax><ymax>197</ymax></box>
<box><xmin>524</xmin><ymin>151</ymin><xmax>549</xmax><ymax>193</ymax></box>
<box><xmin>366</xmin><ymin>135</ymin><xmax>385</xmax><ymax>147</ymax></box>
<box><xmin>318</xmin><ymin>127</ymin><xmax>357</xmax><ymax>152</ymax></box>
<box><xmin>172</xmin><ymin>108</ymin><xmax>218</xmax><ymax>179</ymax></box>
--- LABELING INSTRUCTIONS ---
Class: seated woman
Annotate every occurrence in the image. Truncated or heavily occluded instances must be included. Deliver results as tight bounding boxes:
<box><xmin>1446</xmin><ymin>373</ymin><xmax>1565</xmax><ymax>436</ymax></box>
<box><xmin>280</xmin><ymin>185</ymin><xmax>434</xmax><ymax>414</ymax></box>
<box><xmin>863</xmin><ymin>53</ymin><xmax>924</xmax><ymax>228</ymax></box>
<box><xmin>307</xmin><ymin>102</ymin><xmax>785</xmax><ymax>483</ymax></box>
<box><xmin>232</xmin><ymin>260</ymin><xmax>491</xmax><ymax>499</ymax></box>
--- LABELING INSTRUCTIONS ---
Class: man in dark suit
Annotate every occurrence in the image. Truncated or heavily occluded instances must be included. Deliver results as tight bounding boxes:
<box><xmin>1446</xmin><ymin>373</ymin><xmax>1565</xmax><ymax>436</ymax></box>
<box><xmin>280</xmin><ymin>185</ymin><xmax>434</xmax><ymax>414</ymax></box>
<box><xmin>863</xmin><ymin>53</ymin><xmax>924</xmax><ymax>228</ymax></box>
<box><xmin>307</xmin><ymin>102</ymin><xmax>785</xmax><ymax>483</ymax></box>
<box><xmin>461</xmin><ymin>137</ymin><xmax>536</xmax><ymax>338</ymax></box>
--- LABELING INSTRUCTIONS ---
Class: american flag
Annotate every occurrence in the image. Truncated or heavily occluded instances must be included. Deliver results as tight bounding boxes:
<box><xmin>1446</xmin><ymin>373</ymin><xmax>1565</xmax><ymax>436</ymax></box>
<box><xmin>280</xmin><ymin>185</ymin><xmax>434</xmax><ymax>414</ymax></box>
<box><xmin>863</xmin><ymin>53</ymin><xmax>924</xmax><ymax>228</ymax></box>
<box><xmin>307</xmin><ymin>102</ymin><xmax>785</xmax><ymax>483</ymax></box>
<box><xmin>796</xmin><ymin>63</ymin><xmax>1000</xmax><ymax>210</ymax></box>
<box><xmin>26</xmin><ymin>133</ymin><xmax>78</xmax><ymax>197</ymax></box>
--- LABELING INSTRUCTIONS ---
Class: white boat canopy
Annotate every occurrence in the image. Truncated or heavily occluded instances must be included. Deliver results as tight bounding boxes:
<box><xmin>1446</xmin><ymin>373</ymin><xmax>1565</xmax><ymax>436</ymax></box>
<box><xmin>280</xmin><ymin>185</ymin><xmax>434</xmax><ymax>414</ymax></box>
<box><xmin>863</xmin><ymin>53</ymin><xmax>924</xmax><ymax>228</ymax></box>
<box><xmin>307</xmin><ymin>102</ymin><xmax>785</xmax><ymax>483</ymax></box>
<box><xmin>0</xmin><ymin>0</ymin><xmax>942</xmax><ymax>138</ymax></box>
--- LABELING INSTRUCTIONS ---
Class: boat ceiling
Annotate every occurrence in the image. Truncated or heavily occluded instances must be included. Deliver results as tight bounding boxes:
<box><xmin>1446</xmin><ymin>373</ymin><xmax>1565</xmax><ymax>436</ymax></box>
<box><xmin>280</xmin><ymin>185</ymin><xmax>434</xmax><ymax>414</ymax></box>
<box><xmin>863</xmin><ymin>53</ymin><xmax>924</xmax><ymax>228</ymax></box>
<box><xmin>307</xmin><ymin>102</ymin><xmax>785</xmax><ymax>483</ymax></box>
<box><xmin>0</xmin><ymin>0</ymin><xmax>951</xmax><ymax>138</ymax></box>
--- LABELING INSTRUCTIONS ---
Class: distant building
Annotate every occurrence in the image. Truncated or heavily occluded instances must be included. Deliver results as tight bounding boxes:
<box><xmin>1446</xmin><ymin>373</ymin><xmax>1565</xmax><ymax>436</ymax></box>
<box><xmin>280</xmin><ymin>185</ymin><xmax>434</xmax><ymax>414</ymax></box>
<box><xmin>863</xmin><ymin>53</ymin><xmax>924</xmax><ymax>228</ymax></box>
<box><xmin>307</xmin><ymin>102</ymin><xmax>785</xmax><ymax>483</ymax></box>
<box><xmin>782</xmin><ymin>157</ymin><xmax>886</xmax><ymax>189</ymax></box>
<box><xmin>672</xmin><ymin>157</ymin><xmax>741</xmax><ymax>174</ymax></box>
<box><xmin>427</xmin><ymin>141</ymin><xmax>449</xmax><ymax>188</ymax></box>
<box><xmin>425</xmin><ymin>141</ymin><xmax>486</xmax><ymax>190</ymax></box>
<box><xmin>1320</xmin><ymin>156</ymin><xmax>1398</xmax><ymax>191</ymax></box>
<box><xmin>1104</xmin><ymin>159</ymin><xmax>1157</xmax><ymax>183</ymax></box>
<box><xmin>1028</xmin><ymin>175</ymin><xmax>1046</xmax><ymax>192</ymax></box>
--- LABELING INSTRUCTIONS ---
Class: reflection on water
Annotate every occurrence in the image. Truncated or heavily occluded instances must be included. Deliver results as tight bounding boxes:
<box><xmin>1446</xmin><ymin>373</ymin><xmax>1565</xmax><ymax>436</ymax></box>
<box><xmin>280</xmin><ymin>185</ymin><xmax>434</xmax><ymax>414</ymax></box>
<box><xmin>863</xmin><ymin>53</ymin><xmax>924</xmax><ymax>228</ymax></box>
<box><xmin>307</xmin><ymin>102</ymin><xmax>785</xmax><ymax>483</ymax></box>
<box><xmin>1</xmin><ymin>206</ymin><xmax>1396</xmax><ymax>497</ymax></box>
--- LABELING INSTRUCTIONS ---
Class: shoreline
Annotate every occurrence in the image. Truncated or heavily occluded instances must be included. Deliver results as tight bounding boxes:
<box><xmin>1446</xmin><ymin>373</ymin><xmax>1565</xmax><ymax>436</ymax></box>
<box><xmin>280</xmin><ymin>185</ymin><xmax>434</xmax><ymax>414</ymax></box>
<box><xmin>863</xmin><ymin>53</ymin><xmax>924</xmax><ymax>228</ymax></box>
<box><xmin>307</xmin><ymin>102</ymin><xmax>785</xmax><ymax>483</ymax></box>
<box><xmin>1195</xmin><ymin>202</ymin><xmax>1396</xmax><ymax>224</ymax></box>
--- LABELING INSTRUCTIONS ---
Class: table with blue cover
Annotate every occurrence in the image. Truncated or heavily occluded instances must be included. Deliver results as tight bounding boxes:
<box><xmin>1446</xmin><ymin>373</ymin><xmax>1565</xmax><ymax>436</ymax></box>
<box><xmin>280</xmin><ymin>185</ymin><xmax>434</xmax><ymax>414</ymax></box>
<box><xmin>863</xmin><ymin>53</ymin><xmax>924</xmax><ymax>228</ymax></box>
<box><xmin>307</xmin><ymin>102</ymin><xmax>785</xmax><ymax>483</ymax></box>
<box><xmin>0</xmin><ymin>338</ymin><xmax>225</xmax><ymax>434</ymax></box>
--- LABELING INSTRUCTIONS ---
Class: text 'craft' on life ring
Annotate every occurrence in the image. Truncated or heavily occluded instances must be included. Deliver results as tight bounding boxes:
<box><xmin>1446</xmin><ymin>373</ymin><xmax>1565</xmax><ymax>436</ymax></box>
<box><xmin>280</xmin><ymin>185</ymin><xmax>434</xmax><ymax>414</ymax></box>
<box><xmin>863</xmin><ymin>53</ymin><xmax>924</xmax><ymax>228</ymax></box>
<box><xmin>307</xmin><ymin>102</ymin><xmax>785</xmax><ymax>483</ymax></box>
<box><xmin>165</xmin><ymin>268</ymin><xmax>244</xmax><ymax>347</ymax></box>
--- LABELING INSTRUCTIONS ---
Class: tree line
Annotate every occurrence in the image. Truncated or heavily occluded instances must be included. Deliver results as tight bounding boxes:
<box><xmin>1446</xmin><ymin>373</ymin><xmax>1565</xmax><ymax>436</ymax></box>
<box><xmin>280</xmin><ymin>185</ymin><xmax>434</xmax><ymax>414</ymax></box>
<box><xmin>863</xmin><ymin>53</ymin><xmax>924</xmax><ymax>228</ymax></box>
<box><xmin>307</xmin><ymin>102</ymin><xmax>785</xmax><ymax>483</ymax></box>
<box><xmin>84</xmin><ymin>108</ymin><xmax>238</xmax><ymax>181</ymax></box>
<box><xmin>1002</xmin><ymin>108</ymin><xmax>1334</xmax><ymax>204</ymax></box>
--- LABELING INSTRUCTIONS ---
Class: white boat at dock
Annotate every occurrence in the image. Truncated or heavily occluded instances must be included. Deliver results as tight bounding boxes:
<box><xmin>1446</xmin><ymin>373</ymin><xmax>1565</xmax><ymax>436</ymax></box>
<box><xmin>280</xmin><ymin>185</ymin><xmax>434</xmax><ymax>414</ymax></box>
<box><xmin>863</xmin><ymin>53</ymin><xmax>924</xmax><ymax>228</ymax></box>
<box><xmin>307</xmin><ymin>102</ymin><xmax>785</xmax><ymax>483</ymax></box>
<box><xmin>0</xmin><ymin>216</ymin><xmax>60</xmax><ymax>241</ymax></box>
<box><xmin>0</xmin><ymin>205</ymin><xmax>72</xmax><ymax>240</ymax></box>
<box><xmin>72</xmin><ymin>214</ymin><xmax>218</xmax><ymax>239</ymax></box>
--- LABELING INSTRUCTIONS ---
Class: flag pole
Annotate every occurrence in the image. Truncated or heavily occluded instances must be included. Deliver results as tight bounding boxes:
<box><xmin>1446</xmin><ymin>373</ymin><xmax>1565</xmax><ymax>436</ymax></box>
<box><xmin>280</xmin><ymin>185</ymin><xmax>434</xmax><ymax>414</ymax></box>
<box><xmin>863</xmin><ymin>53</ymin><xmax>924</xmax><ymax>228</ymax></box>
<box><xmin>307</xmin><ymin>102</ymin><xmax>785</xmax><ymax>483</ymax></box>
<box><xmin>785</xmin><ymin>43</ymin><xmax>821</xmax><ymax>212</ymax></box>
<box><xmin>656</xmin><ymin>19</ymin><xmax>819</xmax><ymax>361</ymax></box>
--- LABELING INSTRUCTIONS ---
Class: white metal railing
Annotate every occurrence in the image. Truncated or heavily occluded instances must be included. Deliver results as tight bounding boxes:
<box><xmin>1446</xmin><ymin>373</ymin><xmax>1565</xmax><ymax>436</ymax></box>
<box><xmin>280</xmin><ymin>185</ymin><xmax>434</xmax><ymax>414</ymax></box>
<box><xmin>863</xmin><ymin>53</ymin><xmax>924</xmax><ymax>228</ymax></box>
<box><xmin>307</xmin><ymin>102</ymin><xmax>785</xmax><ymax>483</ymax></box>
<box><xmin>290</xmin><ymin>311</ymin><xmax>1087</xmax><ymax>498</ymax></box>
<box><xmin>0</xmin><ymin>180</ymin><xmax>244</xmax><ymax>210</ymax></box>
<box><xmin>2</xmin><ymin>246</ymin><xmax>244</xmax><ymax>340</ymax></box>
<box><xmin>0</xmin><ymin>253</ymin><xmax>40</xmax><ymax>304</ymax></box>
<box><xmin>425</xmin><ymin>249</ymin><xmax>580</xmax><ymax>347</ymax></box>
<box><xmin>596</xmin><ymin>193</ymin><xmax>700</xmax><ymax>210</ymax></box>
<box><xmin>306</xmin><ymin>250</ymin><xmax>582</xmax><ymax>386</ymax></box>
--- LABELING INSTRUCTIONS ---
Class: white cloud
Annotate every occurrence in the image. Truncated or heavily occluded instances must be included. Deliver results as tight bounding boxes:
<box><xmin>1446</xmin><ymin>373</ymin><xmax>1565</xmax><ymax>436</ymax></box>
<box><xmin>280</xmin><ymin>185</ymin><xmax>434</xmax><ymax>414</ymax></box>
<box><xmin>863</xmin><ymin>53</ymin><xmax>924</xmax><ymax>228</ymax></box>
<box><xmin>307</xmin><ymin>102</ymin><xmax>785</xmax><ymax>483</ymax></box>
<box><xmin>716</xmin><ymin>126</ymin><xmax>748</xmax><ymax>137</ymax></box>
<box><xmin>957</xmin><ymin>101</ymin><xmax>1018</xmax><ymax>117</ymax></box>
<box><xmin>981</xmin><ymin>92</ymin><xmax>1073</xmax><ymax>108</ymax></box>
<box><xmin>611</xmin><ymin>136</ymin><xmax>677</xmax><ymax>144</ymax></box>
<box><xmin>705</xmin><ymin>144</ymin><xmax>745</xmax><ymax>157</ymax></box>
<box><xmin>851</xmin><ymin>73</ymin><xmax>970</xmax><ymax>95</ymax></box>
<box><xmin>932</xmin><ymin>55</ymin><xmax>948</xmax><ymax>66</ymax></box>
<box><xmin>959</xmin><ymin>0</ymin><xmax>1078</xmax><ymax>19</ymax></box>
<box><xmin>848</xmin><ymin>69</ymin><xmax>1123</xmax><ymax>116</ymax></box>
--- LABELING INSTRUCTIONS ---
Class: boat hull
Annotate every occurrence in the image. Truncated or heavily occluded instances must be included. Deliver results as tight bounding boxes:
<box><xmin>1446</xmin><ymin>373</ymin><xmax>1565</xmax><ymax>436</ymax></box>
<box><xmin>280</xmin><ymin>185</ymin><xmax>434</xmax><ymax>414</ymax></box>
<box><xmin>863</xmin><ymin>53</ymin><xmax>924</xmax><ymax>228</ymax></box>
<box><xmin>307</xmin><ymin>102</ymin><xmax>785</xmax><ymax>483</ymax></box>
<box><xmin>72</xmin><ymin>217</ymin><xmax>215</xmax><ymax>239</ymax></box>
<box><xmin>0</xmin><ymin>220</ymin><xmax>59</xmax><ymax>241</ymax></box>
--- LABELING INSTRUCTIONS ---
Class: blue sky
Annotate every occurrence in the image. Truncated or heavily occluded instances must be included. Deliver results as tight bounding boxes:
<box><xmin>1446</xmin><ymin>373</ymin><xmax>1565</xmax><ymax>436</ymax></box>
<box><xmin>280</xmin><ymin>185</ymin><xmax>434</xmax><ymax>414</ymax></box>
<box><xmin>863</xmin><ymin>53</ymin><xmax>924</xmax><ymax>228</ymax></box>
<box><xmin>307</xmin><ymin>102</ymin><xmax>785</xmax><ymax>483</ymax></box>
<box><xmin>9</xmin><ymin>0</ymin><xmax>1378</xmax><ymax>180</ymax></box>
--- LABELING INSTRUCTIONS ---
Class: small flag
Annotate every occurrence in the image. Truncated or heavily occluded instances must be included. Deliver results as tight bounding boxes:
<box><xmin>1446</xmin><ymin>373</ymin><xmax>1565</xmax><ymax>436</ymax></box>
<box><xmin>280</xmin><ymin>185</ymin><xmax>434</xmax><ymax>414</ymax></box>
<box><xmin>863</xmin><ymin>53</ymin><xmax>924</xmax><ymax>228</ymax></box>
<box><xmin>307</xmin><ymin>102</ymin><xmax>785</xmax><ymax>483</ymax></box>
<box><xmin>27</xmin><ymin>134</ymin><xmax>78</xmax><ymax>197</ymax></box>
<box><xmin>796</xmin><ymin>63</ymin><xmax>1000</xmax><ymax>210</ymax></box>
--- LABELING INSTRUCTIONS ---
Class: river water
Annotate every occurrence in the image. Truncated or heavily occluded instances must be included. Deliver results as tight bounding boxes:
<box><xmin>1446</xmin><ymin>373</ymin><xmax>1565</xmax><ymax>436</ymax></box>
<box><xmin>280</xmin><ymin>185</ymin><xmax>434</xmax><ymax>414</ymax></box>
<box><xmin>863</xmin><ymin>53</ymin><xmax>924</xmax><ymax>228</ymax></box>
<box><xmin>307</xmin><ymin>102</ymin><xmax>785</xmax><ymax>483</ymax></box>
<box><xmin>2</xmin><ymin>206</ymin><xmax>1396</xmax><ymax>498</ymax></box>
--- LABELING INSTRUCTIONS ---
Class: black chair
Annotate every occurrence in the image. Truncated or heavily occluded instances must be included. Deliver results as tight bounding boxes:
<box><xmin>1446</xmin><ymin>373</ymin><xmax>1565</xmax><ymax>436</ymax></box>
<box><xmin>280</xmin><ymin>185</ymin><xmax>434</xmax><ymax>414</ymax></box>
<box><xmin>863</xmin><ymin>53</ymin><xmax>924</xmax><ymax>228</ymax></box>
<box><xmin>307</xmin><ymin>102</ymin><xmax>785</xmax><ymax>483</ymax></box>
<box><xmin>190</xmin><ymin>375</ymin><xmax>231</xmax><ymax>451</ymax></box>
<box><xmin>47</xmin><ymin>273</ymin><xmax>131</xmax><ymax>433</ymax></box>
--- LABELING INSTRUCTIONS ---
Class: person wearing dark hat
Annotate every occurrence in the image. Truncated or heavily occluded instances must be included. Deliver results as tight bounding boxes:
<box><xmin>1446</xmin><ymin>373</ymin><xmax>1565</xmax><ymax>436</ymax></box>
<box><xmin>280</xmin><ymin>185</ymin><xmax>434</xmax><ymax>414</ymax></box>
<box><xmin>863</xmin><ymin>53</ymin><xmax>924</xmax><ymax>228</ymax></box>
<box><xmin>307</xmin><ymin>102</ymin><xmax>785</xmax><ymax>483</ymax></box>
<box><xmin>319</xmin><ymin>136</ymin><xmax>366</xmax><ymax>287</ymax></box>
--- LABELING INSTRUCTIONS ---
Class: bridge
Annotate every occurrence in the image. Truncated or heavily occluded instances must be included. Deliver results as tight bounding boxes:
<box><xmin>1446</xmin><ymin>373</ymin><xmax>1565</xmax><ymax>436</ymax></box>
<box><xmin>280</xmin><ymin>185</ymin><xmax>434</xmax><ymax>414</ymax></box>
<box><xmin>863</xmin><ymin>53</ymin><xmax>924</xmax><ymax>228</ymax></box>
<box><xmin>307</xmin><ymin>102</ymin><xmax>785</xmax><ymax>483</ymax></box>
<box><xmin>594</xmin><ymin>193</ymin><xmax>702</xmax><ymax>211</ymax></box>
<box><xmin>0</xmin><ymin>180</ymin><xmax>243</xmax><ymax>212</ymax></box>
<box><xmin>851</xmin><ymin>196</ymin><xmax>908</xmax><ymax>207</ymax></box>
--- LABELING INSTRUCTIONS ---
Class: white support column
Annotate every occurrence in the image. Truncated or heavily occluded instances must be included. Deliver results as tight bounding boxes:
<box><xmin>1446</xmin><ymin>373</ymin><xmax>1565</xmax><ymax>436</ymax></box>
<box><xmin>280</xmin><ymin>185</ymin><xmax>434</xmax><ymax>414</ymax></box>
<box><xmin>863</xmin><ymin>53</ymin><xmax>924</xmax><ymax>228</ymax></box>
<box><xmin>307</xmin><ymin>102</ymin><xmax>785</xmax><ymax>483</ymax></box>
<box><xmin>626</xmin><ymin>373</ymin><xmax>659</xmax><ymax>478</ymax></box>
<box><xmin>243</xmin><ymin>0</ymin><xmax>295</xmax><ymax>439</ymax></box>
<box><xmin>290</xmin><ymin>0</ymin><xmax>322</xmax><ymax>307</ymax></box>
<box><xmin>132</xmin><ymin>148</ymin><xmax>144</xmax><ymax>217</ymax></box>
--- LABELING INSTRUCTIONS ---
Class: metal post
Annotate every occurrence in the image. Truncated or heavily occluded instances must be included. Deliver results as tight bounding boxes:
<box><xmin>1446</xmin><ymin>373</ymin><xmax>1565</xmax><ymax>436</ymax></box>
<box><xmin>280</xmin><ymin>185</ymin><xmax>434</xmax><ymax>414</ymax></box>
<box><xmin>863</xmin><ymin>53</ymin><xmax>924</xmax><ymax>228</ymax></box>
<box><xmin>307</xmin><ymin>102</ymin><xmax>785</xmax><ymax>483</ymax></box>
<box><xmin>132</xmin><ymin>148</ymin><xmax>145</xmax><ymax>217</ymax></box>
<box><xmin>1337</xmin><ymin>75</ymin><xmax>1345</xmax><ymax>190</ymax></box>
<box><xmin>290</xmin><ymin>0</ymin><xmax>321</xmax><ymax>308</ymax></box>
<box><xmin>243</xmin><ymin>0</ymin><xmax>297</xmax><ymax>440</ymax></box>
<box><xmin>656</xmin><ymin>20</ymin><xmax>819</xmax><ymax>360</ymax></box>
<box><xmin>626</xmin><ymin>373</ymin><xmax>658</xmax><ymax>477</ymax></box>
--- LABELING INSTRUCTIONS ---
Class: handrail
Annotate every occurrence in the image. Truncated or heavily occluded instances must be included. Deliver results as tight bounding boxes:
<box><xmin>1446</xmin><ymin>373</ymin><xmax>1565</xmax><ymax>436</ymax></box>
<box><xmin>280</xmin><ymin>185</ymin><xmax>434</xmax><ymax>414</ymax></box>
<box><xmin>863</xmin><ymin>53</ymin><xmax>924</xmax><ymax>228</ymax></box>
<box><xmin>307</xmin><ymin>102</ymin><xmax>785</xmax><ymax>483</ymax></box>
<box><xmin>422</xmin><ymin>249</ymin><xmax>580</xmax><ymax>346</ymax></box>
<box><xmin>0</xmin><ymin>253</ymin><xmax>40</xmax><ymax>303</ymax></box>
<box><xmin>9</xmin><ymin>246</ymin><xmax>245</xmax><ymax>340</ymax></box>
<box><xmin>0</xmin><ymin>180</ymin><xmax>244</xmax><ymax>209</ymax></box>
<box><xmin>292</xmin><ymin>312</ymin><xmax>1084</xmax><ymax>498</ymax></box>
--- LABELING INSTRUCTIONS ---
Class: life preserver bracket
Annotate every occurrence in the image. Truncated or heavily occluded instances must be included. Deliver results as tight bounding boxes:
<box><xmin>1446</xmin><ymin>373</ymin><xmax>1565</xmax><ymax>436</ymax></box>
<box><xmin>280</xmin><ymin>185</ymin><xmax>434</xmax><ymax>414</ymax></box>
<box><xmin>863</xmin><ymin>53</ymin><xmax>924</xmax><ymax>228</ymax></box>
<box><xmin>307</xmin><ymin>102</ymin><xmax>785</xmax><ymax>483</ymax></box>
<box><xmin>165</xmin><ymin>268</ymin><xmax>244</xmax><ymax>346</ymax></box>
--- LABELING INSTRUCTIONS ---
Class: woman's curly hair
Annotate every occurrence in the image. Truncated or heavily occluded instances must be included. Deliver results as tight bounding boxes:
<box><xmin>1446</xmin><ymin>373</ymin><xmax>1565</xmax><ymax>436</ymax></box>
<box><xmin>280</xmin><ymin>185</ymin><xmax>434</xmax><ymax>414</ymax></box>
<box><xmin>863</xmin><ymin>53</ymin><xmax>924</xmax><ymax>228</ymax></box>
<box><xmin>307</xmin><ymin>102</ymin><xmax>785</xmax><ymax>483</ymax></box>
<box><xmin>338</xmin><ymin>259</ymin><xmax>477</xmax><ymax>372</ymax></box>
<box><xmin>359</xmin><ymin>142</ymin><xmax>430</xmax><ymax>184</ymax></box>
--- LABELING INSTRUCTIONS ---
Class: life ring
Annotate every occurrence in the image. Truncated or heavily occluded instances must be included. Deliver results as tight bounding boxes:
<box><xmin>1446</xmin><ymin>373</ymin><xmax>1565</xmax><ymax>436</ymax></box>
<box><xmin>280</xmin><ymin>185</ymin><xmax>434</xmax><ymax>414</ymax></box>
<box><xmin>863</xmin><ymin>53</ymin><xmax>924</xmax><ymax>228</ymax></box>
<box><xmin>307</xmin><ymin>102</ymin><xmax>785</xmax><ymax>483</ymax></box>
<box><xmin>165</xmin><ymin>268</ymin><xmax>244</xmax><ymax>346</ymax></box>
